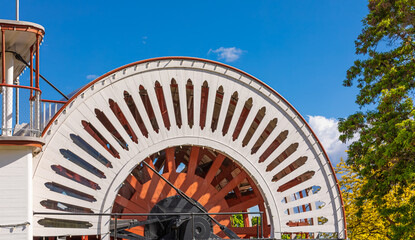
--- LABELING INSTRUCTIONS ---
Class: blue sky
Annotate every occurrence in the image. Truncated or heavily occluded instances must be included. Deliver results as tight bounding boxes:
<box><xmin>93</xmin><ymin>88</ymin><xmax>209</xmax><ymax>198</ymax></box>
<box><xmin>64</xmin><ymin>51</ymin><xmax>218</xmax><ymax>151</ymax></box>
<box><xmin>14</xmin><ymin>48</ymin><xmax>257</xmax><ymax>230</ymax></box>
<box><xmin>1</xmin><ymin>0</ymin><xmax>368</xmax><ymax>162</ymax></box>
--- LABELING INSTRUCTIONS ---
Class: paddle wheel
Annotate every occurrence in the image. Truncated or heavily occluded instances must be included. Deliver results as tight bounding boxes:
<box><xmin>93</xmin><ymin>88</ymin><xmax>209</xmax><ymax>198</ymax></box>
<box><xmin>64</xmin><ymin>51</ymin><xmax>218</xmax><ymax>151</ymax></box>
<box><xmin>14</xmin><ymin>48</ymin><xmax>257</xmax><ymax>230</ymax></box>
<box><xmin>111</xmin><ymin>145</ymin><xmax>270</xmax><ymax>239</ymax></box>
<box><xmin>32</xmin><ymin>57</ymin><xmax>347</xmax><ymax>239</ymax></box>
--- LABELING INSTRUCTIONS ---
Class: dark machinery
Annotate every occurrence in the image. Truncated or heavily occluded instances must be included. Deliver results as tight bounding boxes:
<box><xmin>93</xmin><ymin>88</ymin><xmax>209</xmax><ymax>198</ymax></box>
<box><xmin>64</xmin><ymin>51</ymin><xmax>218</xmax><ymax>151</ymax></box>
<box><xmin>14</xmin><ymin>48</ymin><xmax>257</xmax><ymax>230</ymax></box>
<box><xmin>112</xmin><ymin>195</ymin><xmax>217</xmax><ymax>240</ymax></box>
<box><xmin>111</xmin><ymin>162</ymin><xmax>239</xmax><ymax>240</ymax></box>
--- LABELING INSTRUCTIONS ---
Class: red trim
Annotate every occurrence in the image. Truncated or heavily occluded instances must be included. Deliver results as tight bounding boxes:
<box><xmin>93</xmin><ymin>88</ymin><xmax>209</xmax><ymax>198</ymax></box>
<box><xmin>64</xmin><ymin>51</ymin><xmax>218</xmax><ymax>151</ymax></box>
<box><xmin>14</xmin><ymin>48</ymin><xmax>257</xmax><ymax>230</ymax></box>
<box><xmin>0</xmin><ymin>83</ymin><xmax>41</xmax><ymax>92</ymax></box>
<box><xmin>30</xmin><ymin>45</ymin><xmax>34</xmax><ymax>98</ymax></box>
<box><xmin>1</xmin><ymin>30</ymin><xmax>5</xmax><ymax>84</ymax></box>
<box><xmin>0</xmin><ymin>24</ymin><xmax>45</xmax><ymax>37</ymax></box>
<box><xmin>40</xmin><ymin>56</ymin><xmax>347</xmax><ymax>237</ymax></box>
<box><xmin>0</xmin><ymin>140</ymin><xmax>44</xmax><ymax>148</ymax></box>
<box><xmin>35</xmin><ymin>35</ymin><xmax>40</xmax><ymax>89</ymax></box>
<box><xmin>200</xmin><ymin>83</ymin><xmax>209</xmax><ymax>129</ymax></box>
<box><xmin>41</xmin><ymin>99</ymin><xmax>67</xmax><ymax>104</ymax></box>
<box><xmin>155</xmin><ymin>82</ymin><xmax>171</xmax><ymax>130</ymax></box>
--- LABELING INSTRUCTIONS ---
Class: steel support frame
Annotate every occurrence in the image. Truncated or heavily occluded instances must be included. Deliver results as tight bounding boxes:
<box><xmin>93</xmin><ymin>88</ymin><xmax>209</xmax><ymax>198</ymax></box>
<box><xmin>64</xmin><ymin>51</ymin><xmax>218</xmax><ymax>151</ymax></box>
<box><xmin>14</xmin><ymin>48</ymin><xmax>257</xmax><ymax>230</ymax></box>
<box><xmin>34</xmin><ymin>34</ymin><xmax>40</xmax><ymax>134</ymax></box>
<box><xmin>1</xmin><ymin>30</ymin><xmax>5</xmax><ymax>84</ymax></box>
<box><xmin>33</xmin><ymin>211</ymin><xmax>343</xmax><ymax>240</ymax></box>
<box><xmin>30</xmin><ymin>45</ymin><xmax>34</xmax><ymax>130</ymax></box>
<box><xmin>1</xmin><ymin>29</ymin><xmax>5</xmax><ymax>136</ymax></box>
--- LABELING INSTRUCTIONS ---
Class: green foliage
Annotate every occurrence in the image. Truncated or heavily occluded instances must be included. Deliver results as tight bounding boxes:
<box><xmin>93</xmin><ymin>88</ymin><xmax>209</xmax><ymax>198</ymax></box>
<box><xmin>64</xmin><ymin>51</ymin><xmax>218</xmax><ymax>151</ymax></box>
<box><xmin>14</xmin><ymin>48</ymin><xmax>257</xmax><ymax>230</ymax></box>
<box><xmin>251</xmin><ymin>216</ymin><xmax>261</xmax><ymax>226</ymax></box>
<box><xmin>339</xmin><ymin>1</ymin><xmax>415</xmax><ymax>239</ymax></box>
<box><xmin>336</xmin><ymin>158</ymin><xmax>414</xmax><ymax>239</ymax></box>
<box><xmin>230</xmin><ymin>214</ymin><xmax>244</xmax><ymax>227</ymax></box>
<box><xmin>317</xmin><ymin>216</ymin><xmax>328</xmax><ymax>225</ymax></box>
<box><xmin>336</xmin><ymin>158</ymin><xmax>389</xmax><ymax>239</ymax></box>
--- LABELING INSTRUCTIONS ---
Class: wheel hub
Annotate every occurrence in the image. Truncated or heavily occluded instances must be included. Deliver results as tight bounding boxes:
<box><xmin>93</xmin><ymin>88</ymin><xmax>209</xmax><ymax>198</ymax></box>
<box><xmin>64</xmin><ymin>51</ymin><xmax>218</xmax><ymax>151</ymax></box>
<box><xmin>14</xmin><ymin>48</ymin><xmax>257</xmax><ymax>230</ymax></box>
<box><xmin>145</xmin><ymin>195</ymin><xmax>215</xmax><ymax>240</ymax></box>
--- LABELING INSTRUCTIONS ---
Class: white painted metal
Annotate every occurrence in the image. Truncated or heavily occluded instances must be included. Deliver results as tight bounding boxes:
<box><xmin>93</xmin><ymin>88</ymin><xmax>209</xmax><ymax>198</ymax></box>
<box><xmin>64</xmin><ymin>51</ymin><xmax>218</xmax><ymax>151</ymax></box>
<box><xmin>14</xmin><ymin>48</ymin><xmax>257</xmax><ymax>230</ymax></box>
<box><xmin>16</xmin><ymin>0</ymin><xmax>19</xmax><ymax>21</ymax></box>
<box><xmin>15</xmin><ymin>77</ymin><xmax>19</xmax><ymax>125</ymax></box>
<box><xmin>0</xmin><ymin>145</ymin><xmax>33</xmax><ymax>240</ymax></box>
<box><xmin>33</xmin><ymin>58</ymin><xmax>346</xmax><ymax>238</ymax></box>
<box><xmin>2</xmin><ymin>52</ymin><xmax>14</xmax><ymax>136</ymax></box>
<box><xmin>34</xmin><ymin>91</ymin><xmax>40</xmax><ymax>135</ymax></box>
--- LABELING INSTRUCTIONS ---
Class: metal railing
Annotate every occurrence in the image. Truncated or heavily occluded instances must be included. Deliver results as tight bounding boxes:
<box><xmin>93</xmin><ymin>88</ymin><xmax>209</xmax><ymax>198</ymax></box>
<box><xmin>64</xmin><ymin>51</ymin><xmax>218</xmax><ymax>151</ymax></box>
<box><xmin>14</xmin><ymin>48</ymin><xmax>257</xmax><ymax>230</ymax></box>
<box><xmin>40</xmin><ymin>99</ymin><xmax>66</xmax><ymax>131</ymax></box>
<box><xmin>0</xmin><ymin>84</ymin><xmax>65</xmax><ymax>137</ymax></box>
<box><xmin>0</xmin><ymin>82</ymin><xmax>41</xmax><ymax>136</ymax></box>
<box><xmin>34</xmin><ymin>211</ymin><xmax>264</xmax><ymax>240</ymax></box>
<box><xmin>33</xmin><ymin>211</ymin><xmax>345</xmax><ymax>240</ymax></box>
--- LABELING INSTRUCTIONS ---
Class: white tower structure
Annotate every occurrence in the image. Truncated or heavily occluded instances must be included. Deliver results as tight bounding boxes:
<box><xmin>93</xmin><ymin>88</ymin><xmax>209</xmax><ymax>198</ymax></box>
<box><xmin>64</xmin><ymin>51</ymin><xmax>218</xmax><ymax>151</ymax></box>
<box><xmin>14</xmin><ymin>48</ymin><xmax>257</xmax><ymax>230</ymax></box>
<box><xmin>0</xmin><ymin>19</ymin><xmax>45</xmax><ymax>240</ymax></box>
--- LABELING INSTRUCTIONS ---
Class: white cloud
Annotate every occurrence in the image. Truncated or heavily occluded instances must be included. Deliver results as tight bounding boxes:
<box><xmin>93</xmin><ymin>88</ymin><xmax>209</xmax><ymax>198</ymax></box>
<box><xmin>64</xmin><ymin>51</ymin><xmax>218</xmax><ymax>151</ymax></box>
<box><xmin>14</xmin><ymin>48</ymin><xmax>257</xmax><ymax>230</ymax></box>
<box><xmin>307</xmin><ymin>116</ymin><xmax>357</xmax><ymax>165</ymax></box>
<box><xmin>208</xmin><ymin>47</ymin><xmax>244</xmax><ymax>62</ymax></box>
<box><xmin>86</xmin><ymin>74</ymin><xmax>98</xmax><ymax>80</ymax></box>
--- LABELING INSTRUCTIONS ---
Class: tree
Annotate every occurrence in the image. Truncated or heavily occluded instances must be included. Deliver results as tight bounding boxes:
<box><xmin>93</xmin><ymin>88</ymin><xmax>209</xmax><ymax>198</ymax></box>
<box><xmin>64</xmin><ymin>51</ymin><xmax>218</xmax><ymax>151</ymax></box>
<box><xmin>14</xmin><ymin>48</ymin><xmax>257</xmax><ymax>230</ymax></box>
<box><xmin>336</xmin><ymin>158</ymin><xmax>389</xmax><ymax>239</ymax></box>
<box><xmin>251</xmin><ymin>216</ymin><xmax>261</xmax><ymax>226</ymax></box>
<box><xmin>339</xmin><ymin>1</ymin><xmax>415</xmax><ymax>239</ymax></box>
<box><xmin>336</xmin><ymin>158</ymin><xmax>415</xmax><ymax>239</ymax></box>
<box><xmin>231</xmin><ymin>214</ymin><xmax>244</xmax><ymax>227</ymax></box>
